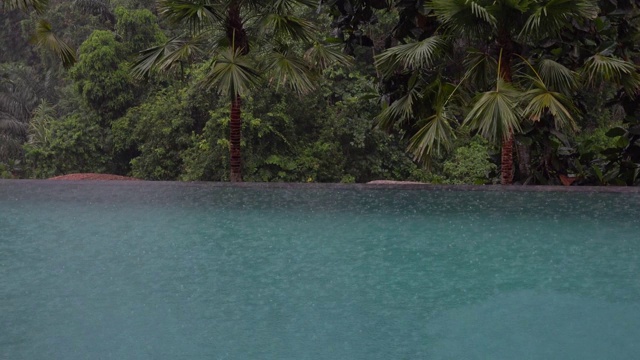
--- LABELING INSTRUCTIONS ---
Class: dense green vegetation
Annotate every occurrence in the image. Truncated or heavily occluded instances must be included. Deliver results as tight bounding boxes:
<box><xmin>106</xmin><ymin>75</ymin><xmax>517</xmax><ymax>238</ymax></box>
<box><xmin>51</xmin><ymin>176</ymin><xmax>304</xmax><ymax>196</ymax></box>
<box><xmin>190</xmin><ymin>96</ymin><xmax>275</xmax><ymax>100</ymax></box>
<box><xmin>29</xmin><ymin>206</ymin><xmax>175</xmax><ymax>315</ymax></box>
<box><xmin>1</xmin><ymin>0</ymin><xmax>639</xmax><ymax>185</ymax></box>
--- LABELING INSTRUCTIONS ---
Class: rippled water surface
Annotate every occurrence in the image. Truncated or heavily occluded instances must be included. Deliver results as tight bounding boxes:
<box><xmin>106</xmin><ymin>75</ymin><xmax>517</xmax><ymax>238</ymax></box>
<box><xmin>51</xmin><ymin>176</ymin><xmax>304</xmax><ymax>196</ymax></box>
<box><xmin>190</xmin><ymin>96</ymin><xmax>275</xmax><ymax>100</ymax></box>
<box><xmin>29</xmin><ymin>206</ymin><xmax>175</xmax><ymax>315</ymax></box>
<box><xmin>1</xmin><ymin>182</ymin><xmax>640</xmax><ymax>359</ymax></box>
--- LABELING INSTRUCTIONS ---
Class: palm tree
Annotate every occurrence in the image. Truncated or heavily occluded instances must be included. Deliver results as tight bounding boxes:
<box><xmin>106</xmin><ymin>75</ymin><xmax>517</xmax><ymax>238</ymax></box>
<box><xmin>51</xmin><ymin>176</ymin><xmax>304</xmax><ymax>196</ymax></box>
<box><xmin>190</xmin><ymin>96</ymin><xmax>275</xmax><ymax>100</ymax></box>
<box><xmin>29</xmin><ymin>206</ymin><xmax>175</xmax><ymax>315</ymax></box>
<box><xmin>1</xmin><ymin>0</ymin><xmax>77</xmax><ymax>67</ymax></box>
<box><xmin>0</xmin><ymin>64</ymin><xmax>52</xmax><ymax>163</ymax></box>
<box><xmin>1</xmin><ymin>0</ymin><xmax>48</xmax><ymax>13</ymax></box>
<box><xmin>133</xmin><ymin>0</ymin><xmax>350</xmax><ymax>182</ymax></box>
<box><xmin>375</xmin><ymin>0</ymin><xmax>640</xmax><ymax>184</ymax></box>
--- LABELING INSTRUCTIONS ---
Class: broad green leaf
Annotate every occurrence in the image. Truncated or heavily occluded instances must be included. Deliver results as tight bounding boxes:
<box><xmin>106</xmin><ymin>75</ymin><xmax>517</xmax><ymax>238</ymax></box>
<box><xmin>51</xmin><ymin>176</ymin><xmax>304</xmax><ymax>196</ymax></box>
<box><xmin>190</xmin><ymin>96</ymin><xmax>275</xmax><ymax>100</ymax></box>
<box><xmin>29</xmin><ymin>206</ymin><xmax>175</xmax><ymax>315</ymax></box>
<box><xmin>463</xmin><ymin>79</ymin><xmax>522</xmax><ymax>143</ymax></box>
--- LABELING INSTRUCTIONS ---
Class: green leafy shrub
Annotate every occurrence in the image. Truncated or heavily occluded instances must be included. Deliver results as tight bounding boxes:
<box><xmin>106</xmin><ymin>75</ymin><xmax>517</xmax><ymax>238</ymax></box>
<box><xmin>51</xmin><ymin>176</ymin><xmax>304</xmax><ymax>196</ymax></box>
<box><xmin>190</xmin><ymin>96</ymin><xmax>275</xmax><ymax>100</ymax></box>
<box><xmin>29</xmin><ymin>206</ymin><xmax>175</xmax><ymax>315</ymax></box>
<box><xmin>112</xmin><ymin>87</ymin><xmax>193</xmax><ymax>180</ymax></box>
<box><xmin>24</xmin><ymin>112</ymin><xmax>109</xmax><ymax>178</ymax></box>
<box><xmin>442</xmin><ymin>136</ymin><xmax>497</xmax><ymax>184</ymax></box>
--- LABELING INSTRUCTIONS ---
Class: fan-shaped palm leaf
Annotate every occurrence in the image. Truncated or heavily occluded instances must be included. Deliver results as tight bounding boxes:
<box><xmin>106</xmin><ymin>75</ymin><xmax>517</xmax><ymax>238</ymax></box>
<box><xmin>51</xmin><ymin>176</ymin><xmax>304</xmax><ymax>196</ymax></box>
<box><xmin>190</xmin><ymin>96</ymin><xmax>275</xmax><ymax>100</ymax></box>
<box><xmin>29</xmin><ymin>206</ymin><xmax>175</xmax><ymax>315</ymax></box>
<box><xmin>268</xmin><ymin>0</ymin><xmax>318</xmax><ymax>13</ymax></box>
<box><xmin>30</xmin><ymin>20</ymin><xmax>76</xmax><ymax>68</ymax></box>
<box><xmin>375</xmin><ymin>36</ymin><xmax>443</xmax><ymax>78</ymax></box>
<box><xmin>521</xmin><ymin>0</ymin><xmax>598</xmax><ymax>37</ymax></box>
<box><xmin>409</xmin><ymin>80</ymin><xmax>458</xmax><ymax>159</ymax></box>
<box><xmin>261</xmin><ymin>13</ymin><xmax>317</xmax><ymax>43</ymax></box>
<box><xmin>158</xmin><ymin>0</ymin><xmax>222</xmax><ymax>32</ymax></box>
<box><xmin>522</xmin><ymin>79</ymin><xmax>577</xmax><ymax>131</ymax></box>
<box><xmin>463</xmin><ymin>50</ymin><xmax>497</xmax><ymax>91</ymax></box>
<box><xmin>582</xmin><ymin>54</ymin><xmax>640</xmax><ymax>94</ymax></box>
<box><xmin>304</xmin><ymin>43</ymin><xmax>353</xmax><ymax>70</ymax></box>
<box><xmin>536</xmin><ymin>58</ymin><xmax>577</xmax><ymax>95</ymax></box>
<box><xmin>431</xmin><ymin>0</ymin><xmax>496</xmax><ymax>33</ymax></box>
<box><xmin>407</xmin><ymin>109</ymin><xmax>456</xmax><ymax>162</ymax></box>
<box><xmin>200</xmin><ymin>46</ymin><xmax>261</xmax><ymax>98</ymax></box>
<box><xmin>375</xmin><ymin>87</ymin><xmax>422</xmax><ymax>131</ymax></box>
<box><xmin>2</xmin><ymin>0</ymin><xmax>48</xmax><ymax>13</ymax></box>
<box><xmin>264</xmin><ymin>51</ymin><xmax>315</xmax><ymax>95</ymax></box>
<box><xmin>463</xmin><ymin>78</ymin><xmax>522</xmax><ymax>143</ymax></box>
<box><xmin>132</xmin><ymin>35</ymin><xmax>207</xmax><ymax>78</ymax></box>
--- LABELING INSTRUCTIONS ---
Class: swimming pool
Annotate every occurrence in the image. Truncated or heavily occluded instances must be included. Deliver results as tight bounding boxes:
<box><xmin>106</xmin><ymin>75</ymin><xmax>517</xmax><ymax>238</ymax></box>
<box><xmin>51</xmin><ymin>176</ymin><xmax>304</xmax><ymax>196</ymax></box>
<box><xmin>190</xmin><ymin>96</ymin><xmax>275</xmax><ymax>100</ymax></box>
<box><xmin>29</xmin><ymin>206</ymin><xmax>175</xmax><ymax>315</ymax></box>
<box><xmin>1</xmin><ymin>181</ymin><xmax>639</xmax><ymax>359</ymax></box>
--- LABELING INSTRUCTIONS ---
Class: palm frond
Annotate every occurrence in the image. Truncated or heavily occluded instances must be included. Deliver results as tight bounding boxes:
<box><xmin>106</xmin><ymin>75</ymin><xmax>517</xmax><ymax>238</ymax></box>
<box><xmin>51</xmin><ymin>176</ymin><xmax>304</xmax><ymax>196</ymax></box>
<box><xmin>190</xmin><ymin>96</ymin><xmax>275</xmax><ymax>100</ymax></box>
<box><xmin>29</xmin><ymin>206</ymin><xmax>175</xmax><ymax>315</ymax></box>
<box><xmin>463</xmin><ymin>78</ymin><xmax>522</xmax><ymax>143</ymax></box>
<box><xmin>268</xmin><ymin>0</ymin><xmax>318</xmax><ymax>13</ymax></box>
<box><xmin>200</xmin><ymin>46</ymin><xmax>261</xmax><ymax>98</ymax></box>
<box><xmin>2</xmin><ymin>0</ymin><xmax>49</xmax><ymax>14</ymax></box>
<box><xmin>303</xmin><ymin>43</ymin><xmax>353</xmax><ymax>70</ymax></box>
<box><xmin>131</xmin><ymin>35</ymin><xmax>207</xmax><ymax>78</ymax></box>
<box><xmin>374</xmin><ymin>36</ymin><xmax>443</xmax><ymax>78</ymax></box>
<box><xmin>0</xmin><ymin>93</ymin><xmax>30</xmax><ymax>121</ymax></box>
<box><xmin>536</xmin><ymin>58</ymin><xmax>577</xmax><ymax>95</ymax></box>
<box><xmin>522</xmin><ymin>80</ymin><xmax>578</xmax><ymax>131</ymax></box>
<box><xmin>397</xmin><ymin>80</ymin><xmax>459</xmax><ymax>162</ymax></box>
<box><xmin>264</xmin><ymin>51</ymin><xmax>314</xmax><ymax>95</ymax></box>
<box><xmin>261</xmin><ymin>13</ymin><xmax>317</xmax><ymax>43</ymax></box>
<box><xmin>30</xmin><ymin>20</ymin><xmax>76</xmax><ymax>67</ymax></box>
<box><xmin>582</xmin><ymin>54</ymin><xmax>640</xmax><ymax>94</ymax></box>
<box><xmin>431</xmin><ymin>0</ymin><xmax>496</xmax><ymax>32</ymax></box>
<box><xmin>158</xmin><ymin>0</ymin><xmax>222</xmax><ymax>32</ymax></box>
<box><xmin>407</xmin><ymin>109</ymin><xmax>456</xmax><ymax>162</ymax></box>
<box><xmin>463</xmin><ymin>50</ymin><xmax>497</xmax><ymax>91</ymax></box>
<box><xmin>376</xmin><ymin>87</ymin><xmax>422</xmax><ymax>131</ymax></box>
<box><xmin>0</xmin><ymin>113</ymin><xmax>28</xmax><ymax>133</ymax></box>
<box><xmin>521</xmin><ymin>0</ymin><xmax>599</xmax><ymax>37</ymax></box>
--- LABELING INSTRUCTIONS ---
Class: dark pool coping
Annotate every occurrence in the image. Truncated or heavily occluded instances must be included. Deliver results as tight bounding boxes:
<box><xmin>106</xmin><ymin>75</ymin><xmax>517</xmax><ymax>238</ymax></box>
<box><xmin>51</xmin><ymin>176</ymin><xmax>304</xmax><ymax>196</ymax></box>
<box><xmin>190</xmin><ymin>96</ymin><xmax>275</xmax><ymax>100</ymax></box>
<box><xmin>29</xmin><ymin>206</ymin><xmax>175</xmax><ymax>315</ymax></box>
<box><xmin>2</xmin><ymin>179</ymin><xmax>640</xmax><ymax>193</ymax></box>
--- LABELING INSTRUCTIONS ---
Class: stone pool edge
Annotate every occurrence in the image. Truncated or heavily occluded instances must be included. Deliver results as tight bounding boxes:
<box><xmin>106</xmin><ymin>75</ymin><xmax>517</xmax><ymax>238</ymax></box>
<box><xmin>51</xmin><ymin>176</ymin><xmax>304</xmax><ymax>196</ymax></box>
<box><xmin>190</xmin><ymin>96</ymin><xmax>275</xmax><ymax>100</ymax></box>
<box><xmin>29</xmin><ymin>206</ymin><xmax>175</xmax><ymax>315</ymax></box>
<box><xmin>2</xmin><ymin>179</ymin><xmax>640</xmax><ymax>193</ymax></box>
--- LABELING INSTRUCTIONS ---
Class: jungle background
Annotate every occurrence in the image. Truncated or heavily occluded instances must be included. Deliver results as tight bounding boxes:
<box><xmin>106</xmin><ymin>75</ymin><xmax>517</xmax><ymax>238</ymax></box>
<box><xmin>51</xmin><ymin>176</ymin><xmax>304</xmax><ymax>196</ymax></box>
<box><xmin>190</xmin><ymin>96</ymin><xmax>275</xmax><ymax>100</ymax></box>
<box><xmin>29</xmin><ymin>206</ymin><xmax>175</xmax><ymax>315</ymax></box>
<box><xmin>2</xmin><ymin>0</ymin><xmax>640</xmax><ymax>185</ymax></box>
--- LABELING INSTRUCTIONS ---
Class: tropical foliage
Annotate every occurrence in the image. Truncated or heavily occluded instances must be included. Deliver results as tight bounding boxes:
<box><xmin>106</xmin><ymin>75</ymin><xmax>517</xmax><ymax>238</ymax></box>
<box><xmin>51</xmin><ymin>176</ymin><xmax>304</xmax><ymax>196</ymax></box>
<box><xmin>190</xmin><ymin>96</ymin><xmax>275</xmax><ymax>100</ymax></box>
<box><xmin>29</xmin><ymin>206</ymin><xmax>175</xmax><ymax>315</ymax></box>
<box><xmin>1</xmin><ymin>0</ymin><xmax>640</xmax><ymax>186</ymax></box>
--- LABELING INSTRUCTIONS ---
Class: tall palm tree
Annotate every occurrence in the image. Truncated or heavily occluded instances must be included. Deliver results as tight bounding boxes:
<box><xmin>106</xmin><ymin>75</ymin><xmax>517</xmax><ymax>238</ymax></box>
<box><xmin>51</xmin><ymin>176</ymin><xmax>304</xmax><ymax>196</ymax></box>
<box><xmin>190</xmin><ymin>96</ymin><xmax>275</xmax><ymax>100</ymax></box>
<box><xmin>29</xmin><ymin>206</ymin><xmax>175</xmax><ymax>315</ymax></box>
<box><xmin>375</xmin><ymin>0</ymin><xmax>639</xmax><ymax>184</ymax></box>
<box><xmin>133</xmin><ymin>0</ymin><xmax>350</xmax><ymax>181</ymax></box>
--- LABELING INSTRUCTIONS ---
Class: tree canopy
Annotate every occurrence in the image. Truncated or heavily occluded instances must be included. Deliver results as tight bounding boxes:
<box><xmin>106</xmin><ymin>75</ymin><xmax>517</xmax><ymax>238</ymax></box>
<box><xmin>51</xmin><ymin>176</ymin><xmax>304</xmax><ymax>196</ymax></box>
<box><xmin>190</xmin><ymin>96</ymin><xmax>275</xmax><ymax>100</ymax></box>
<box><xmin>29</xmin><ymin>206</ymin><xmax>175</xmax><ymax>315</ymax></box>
<box><xmin>1</xmin><ymin>0</ymin><xmax>639</xmax><ymax>185</ymax></box>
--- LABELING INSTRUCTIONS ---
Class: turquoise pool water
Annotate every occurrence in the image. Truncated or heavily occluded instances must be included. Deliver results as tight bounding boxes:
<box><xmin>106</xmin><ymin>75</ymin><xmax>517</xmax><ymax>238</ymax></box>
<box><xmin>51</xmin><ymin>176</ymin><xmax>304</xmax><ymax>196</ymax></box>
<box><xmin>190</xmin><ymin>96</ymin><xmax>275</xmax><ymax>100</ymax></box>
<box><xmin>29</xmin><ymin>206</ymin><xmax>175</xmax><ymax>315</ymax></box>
<box><xmin>1</xmin><ymin>181</ymin><xmax>640</xmax><ymax>359</ymax></box>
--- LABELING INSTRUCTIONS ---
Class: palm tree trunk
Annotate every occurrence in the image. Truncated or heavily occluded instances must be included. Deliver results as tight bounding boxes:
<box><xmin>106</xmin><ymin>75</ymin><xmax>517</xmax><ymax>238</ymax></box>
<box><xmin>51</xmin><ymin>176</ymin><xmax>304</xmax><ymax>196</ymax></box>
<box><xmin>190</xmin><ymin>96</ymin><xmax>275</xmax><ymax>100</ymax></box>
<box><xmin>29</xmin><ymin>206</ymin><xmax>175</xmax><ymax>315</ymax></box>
<box><xmin>501</xmin><ymin>131</ymin><xmax>514</xmax><ymax>184</ymax></box>
<box><xmin>226</xmin><ymin>3</ymin><xmax>248</xmax><ymax>54</ymax></box>
<box><xmin>229</xmin><ymin>95</ymin><xmax>242</xmax><ymax>182</ymax></box>
<box><xmin>226</xmin><ymin>3</ymin><xmax>247</xmax><ymax>182</ymax></box>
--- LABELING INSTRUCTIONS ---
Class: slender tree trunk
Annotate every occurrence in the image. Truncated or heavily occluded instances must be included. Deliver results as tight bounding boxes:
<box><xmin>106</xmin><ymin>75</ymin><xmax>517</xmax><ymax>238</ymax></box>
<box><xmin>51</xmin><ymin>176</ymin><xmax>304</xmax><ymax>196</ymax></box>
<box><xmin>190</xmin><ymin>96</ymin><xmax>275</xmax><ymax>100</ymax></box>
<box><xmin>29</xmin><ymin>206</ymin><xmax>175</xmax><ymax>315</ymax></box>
<box><xmin>498</xmin><ymin>28</ymin><xmax>515</xmax><ymax>185</ymax></box>
<box><xmin>226</xmin><ymin>3</ymin><xmax>247</xmax><ymax>182</ymax></box>
<box><xmin>501</xmin><ymin>132</ymin><xmax>514</xmax><ymax>184</ymax></box>
<box><xmin>229</xmin><ymin>95</ymin><xmax>242</xmax><ymax>182</ymax></box>
<box><xmin>226</xmin><ymin>4</ymin><xmax>248</xmax><ymax>54</ymax></box>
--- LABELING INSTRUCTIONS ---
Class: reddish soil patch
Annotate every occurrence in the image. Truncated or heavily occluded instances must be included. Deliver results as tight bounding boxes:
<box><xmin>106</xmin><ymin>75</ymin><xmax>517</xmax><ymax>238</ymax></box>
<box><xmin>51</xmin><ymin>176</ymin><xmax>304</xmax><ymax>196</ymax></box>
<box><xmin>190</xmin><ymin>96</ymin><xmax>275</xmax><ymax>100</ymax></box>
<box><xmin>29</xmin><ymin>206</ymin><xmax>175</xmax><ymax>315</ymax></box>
<box><xmin>48</xmin><ymin>173</ymin><xmax>140</xmax><ymax>181</ymax></box>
